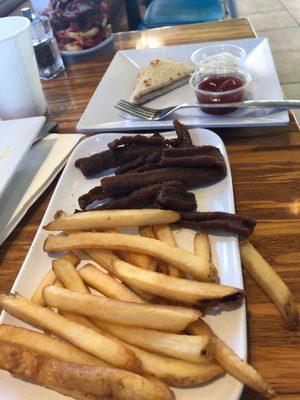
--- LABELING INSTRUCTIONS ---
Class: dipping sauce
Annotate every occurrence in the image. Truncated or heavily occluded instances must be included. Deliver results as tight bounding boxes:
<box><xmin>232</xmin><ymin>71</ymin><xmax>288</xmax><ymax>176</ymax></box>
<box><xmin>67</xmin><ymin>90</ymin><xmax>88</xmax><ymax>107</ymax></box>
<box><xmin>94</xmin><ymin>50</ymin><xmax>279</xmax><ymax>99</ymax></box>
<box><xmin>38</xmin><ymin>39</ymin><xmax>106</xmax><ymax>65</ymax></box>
<box><xmin>196</xmin><ymin>74</ymin><xmax>246</xmax><ymax>115</ymax></box>
<box><xmin>197</xmin><ymin>52</ymin><xmax>240</xmax><ymax>69</ymax></box>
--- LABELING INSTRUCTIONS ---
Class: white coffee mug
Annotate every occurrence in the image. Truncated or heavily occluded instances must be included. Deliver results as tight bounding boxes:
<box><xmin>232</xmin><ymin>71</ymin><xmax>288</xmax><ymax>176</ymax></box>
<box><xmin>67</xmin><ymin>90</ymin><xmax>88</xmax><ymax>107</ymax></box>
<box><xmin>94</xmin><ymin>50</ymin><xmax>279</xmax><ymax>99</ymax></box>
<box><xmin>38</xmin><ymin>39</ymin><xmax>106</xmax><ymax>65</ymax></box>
<box><xmin>0</xmin><ymin>16</ymin><xmax>46</xmax><ymax>120</ymax></box>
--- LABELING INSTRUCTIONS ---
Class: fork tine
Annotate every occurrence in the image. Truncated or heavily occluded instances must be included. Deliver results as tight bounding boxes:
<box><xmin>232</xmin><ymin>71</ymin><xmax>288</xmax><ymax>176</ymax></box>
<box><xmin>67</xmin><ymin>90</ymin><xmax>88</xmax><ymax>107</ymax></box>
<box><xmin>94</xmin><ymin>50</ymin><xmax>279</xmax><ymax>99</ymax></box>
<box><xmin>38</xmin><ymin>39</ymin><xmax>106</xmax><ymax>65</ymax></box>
<box><xmin>117</xmin><ymin>100</ymin><xmax>158</xmax><ymax>114</ymax></box>
<box><xmin>115</xmin><ymin>102</ymin><xmax>155</xmax><ymax>118</ymax></box>
<box><xmin>115</xmin><ymin>104</ymin><xmax>154</xmax><ymax>120</ymax></box>
<box><xmin>116</xmin><ymin>102</ymin><xmax>154</xmax><ymax>117</ymax></box>
<box><xmin>117</xmin><ymin>101</ymin><xmax>155</xmax><ymax>117</ymax></box>
<box><xmin>117</xmin><ymin>104</ymin><xmax>155</xmax><ymax>117</ymax></box>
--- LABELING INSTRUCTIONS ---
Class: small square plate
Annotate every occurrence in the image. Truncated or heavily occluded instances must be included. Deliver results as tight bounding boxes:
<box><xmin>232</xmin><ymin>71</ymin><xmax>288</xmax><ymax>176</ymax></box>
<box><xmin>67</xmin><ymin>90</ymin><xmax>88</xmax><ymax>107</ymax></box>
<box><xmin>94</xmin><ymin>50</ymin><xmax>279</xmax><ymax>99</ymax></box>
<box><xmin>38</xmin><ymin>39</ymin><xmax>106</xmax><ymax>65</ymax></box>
<box><xmin>0</xmin><ymin>133</ymin><xmax>83</xmax><ymax>246</ymax></box>
<box><xmin>0</xmin><ymin>116</ymin><xmax>46</xmax><ymax>198</ymax></box>
<box><xmin>77</xmin><ymin>37</ymin><xmax>289</xmax><ymax>132</ymax></box>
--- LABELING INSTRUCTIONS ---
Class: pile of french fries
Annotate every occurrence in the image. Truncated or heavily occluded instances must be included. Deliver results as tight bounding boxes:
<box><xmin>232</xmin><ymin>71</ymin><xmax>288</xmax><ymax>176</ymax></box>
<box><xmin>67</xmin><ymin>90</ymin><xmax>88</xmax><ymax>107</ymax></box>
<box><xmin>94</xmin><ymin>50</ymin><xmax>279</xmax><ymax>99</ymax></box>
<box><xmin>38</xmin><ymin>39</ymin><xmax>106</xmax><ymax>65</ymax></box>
<box><xmin>1</xmin><ymin>208</ymin><xmax>297</xmax><ymax>399</ymax></box>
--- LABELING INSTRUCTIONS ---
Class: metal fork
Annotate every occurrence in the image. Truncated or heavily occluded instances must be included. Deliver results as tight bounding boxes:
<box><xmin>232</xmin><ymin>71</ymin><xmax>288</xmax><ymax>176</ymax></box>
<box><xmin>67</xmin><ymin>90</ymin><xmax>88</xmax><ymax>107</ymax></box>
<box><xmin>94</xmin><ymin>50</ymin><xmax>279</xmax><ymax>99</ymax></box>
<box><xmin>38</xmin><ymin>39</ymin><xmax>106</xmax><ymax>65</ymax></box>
<box><xmin>115</xmin><ymin>99</ymin><xmax>300</xmax><ymax>121</ymax></box>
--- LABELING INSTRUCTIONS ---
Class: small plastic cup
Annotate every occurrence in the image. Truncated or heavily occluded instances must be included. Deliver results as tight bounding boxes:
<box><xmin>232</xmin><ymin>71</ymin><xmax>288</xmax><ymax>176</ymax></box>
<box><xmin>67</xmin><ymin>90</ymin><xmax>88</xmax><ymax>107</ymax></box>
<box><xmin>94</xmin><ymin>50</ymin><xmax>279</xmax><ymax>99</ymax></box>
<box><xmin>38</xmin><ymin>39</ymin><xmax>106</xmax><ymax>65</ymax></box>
<box><xmin>191</xmin><ymin>44</ymin><xmax>246</xmax><ymax>70</ymax></box>
<box><xmin>189</xmin><ymin>67</ymin><xmax>252</xmax><ymax>115</ymax></box>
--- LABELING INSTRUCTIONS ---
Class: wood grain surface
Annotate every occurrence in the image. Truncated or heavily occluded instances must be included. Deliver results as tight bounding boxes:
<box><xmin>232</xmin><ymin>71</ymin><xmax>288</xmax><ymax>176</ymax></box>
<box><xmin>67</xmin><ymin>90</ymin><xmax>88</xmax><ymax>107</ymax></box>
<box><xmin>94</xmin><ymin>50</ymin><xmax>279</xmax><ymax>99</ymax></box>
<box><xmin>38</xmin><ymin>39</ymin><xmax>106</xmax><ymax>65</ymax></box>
<box><xmin>0</xmin><ymin>18</ymin><xmax>299</xmax><ymax>400</ymax></box>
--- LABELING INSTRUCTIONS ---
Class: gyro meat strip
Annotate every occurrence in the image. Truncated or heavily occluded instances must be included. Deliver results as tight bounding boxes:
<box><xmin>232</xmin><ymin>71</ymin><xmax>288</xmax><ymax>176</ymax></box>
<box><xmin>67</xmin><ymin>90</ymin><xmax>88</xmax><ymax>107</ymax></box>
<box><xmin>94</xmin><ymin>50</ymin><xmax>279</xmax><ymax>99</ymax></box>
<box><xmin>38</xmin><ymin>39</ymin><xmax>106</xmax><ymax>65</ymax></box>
<box><xmin>156</xmin><ymin>185</ymin><xmax>197</xmax><ymax>211</ymax></box>
<box><xmin>180</xmin><ymin>211</ymin><xmax>256</xmax><ymax>237</ymax></box>
<box><xmin>160</xmin><ymin>146</ymin><xmax>226</xmax><ymax>170</ymax></box>
<box><xmin>173</xmin><ymin>120</ymin><xmax>194</xmax><ymax>147</ymax></box>
<box><xmin>75</xmin><ymin>149</ymin><xmax>116</xmax><ymax>177</ymax></box>
<box><xmin>78</xmin><ymin>186</ymin><xmax>106</xmax><ymax>210</ymax></box>
<box><xmin>115</xmin><ymin>155</ymin><xmax>147</xmax><ymax>175</ymax></box>
<box><xmin>101</xmin><ymin>166</ymin><xmax>227</xmax><ymax>197</ymax></box>
<box><xmin>107</xmin><ymin>132</ymin><xmax>177</xmax><ymax>150</ymax></box>
<box><xmin>115</xmin><ymin>151</ymin><xmax>162</xmax><ymax>175</ymax></box>
<box><xmin>75</xmin><ymin>140</ymin><xmax>169</xmax><ymax>178</ymax></box>
<box><xmin>91</xmin><ymin>182</ymin><xmax>194</xmax><ymax>212</ymax></box>
<box><xmin>92</xmin><ymin>183</ymin><xmax>168</xmax><ymax>211</ymax></box>
<box><xmin>162</xmin><ymin>145</ymin><xmax>224</xmax><ymax>158</ymax></box>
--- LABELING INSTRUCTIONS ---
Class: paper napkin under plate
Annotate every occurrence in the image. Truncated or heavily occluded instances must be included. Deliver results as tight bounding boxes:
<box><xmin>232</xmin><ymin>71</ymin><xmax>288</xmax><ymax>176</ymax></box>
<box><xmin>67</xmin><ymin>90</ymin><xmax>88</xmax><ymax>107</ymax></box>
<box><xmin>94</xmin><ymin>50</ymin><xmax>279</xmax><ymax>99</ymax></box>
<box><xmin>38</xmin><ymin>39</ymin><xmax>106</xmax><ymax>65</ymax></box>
<box><xmin>0</xmin><ymin>133</ymin><xmax>84</xmax><ymax>245</ymax></box>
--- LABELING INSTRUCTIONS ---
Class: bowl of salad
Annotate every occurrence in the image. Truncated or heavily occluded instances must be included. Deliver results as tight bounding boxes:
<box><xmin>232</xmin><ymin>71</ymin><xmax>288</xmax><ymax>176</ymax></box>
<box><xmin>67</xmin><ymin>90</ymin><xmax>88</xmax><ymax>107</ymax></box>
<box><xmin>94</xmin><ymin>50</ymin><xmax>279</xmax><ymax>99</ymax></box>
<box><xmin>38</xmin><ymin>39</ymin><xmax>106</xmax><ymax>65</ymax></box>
<box><xmin>46</xmin><ymin>0</ymin><xmax>112</xmax><ymax>54</ymax></box>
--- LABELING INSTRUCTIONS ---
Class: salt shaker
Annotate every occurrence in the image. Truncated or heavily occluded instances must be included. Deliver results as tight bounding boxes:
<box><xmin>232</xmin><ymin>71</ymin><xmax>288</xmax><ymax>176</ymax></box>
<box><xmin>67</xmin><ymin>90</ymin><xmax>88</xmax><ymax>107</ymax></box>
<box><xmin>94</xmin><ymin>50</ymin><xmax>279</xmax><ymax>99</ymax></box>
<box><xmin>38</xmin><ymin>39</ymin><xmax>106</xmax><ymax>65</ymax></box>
<box><xmin>22</xmin><ymin>7</ymin><xmax>64</xmax><ymax>80</ymax></box>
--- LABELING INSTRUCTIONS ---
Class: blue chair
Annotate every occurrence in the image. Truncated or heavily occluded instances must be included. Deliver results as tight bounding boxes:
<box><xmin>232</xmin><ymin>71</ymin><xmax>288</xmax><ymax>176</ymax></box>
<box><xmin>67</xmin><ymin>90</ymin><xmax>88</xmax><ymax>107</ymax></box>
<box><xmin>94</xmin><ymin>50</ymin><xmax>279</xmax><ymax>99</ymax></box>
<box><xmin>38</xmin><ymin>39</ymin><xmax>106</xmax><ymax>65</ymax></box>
<box><xmin>140</xmin><ymin>0</ymin><xmax>226</xmax><ymax>29</ymax></box>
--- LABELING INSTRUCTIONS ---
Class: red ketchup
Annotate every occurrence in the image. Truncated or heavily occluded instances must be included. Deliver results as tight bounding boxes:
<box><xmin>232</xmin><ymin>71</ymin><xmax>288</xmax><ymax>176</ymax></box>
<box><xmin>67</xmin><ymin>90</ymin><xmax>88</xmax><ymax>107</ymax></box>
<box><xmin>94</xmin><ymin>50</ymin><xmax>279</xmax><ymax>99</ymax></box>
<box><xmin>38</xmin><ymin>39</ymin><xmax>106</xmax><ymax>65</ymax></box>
<box><xmin>196</xmin><ymin>74</ymin><xmax>246</xmax><ymax>115</ymax></box>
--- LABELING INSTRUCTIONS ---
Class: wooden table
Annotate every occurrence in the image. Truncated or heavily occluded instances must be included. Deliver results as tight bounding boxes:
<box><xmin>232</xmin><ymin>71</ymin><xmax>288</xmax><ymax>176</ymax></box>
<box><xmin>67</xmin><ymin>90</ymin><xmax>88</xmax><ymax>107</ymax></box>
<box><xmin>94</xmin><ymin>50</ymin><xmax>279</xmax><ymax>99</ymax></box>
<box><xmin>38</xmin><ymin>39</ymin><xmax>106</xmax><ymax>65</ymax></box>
<box><xmin>1</xmin><ymin>18</ymin><xmax>299</xmax><ymax>400</ymax></box>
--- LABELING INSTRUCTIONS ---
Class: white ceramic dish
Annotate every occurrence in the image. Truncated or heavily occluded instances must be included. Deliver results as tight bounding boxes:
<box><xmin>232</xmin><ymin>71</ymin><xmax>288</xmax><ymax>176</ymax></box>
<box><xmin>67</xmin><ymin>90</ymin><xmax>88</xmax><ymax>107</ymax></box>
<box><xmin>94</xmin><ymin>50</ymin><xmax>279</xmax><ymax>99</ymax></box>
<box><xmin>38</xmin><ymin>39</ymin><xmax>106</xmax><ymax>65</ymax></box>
<box><xmin>0</xmin><ymin>133</ymin><xmax>83</xmax><ymax>246</ymax></box>
<box><xmin>61</xmin><ymin>35</ymin><xmax>113</xmax><ymax>57</ymax></box>
<box><xmin>0</xmin><ymin>128</ymin><xmax>246</xmax><ymax>400</ymax></box>
<box><xmin>77</xmin><ymin>37</ymin><xmax>288</xmax><ymax>132</ymax></box>
<box><xmin>0</xmin><ymin>116</ymin><xmax>45</xmax><ymax>198</ymax></box>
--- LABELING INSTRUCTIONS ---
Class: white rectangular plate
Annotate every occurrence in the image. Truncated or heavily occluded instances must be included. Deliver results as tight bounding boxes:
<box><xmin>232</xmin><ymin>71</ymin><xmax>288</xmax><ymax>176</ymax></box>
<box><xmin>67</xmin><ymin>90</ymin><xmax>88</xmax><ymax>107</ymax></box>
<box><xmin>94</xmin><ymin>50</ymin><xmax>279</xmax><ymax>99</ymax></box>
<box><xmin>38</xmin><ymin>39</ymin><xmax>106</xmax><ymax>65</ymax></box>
<box><xmin>77</xmin><ymin>37</ymin><xmax>288</xmax><ymax>132</ymax></box>
<box><xmin>0</xmin><ymin>116</ymin><xmax>46</xmax><ymax>198</ymax></box>
<box><xmin>0</xmin><ymin>129</ymin><xmax>246</xmax><ymax>400</ymax></box>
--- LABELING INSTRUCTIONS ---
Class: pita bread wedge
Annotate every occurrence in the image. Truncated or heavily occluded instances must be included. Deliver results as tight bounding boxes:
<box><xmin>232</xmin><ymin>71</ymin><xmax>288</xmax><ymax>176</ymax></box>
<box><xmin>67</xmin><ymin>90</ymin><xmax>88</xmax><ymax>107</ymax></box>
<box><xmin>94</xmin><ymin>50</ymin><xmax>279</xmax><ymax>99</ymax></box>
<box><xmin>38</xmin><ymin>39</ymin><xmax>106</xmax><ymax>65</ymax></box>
<box><xmin>130</xmin><ymin>59</ymin><xmax>193</xmax><ymax>104</ymax></box>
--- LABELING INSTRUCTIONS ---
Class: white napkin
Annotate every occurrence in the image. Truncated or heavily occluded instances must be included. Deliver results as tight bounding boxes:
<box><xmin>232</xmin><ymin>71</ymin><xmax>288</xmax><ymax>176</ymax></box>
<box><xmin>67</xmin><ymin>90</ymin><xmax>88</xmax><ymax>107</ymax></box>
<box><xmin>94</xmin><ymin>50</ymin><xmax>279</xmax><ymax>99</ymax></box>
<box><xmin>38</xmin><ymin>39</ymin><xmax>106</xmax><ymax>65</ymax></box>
<box><xmin>0</xmin><ymin>133</ymin><xmax>83</xmax><ymax>245</ymax></box>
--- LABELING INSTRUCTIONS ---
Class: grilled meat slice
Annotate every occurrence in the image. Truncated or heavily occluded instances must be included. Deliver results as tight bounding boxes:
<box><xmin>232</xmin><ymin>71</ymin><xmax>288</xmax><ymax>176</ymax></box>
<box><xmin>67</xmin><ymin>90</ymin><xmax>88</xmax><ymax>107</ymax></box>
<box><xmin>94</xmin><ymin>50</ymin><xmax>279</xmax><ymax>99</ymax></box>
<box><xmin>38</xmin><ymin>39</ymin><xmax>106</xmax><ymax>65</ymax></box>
<box><xmin>101</xmin><ymin>166</ymin><xmax>226</xmax><ymax>197</ymax></box>
<box><xmin>93</xmin><ymin>181</ymin><xmax>192</xmax><ymax>211</ymax></box>
<box><xmin>78</xmin><ymin>186</ymin><xmax>106</xmax><ymax>210</ymax></box>
<box><xmin>173</xmin><ymin>120</ymin><xmax>193</xmax><ymax>147</ymax></box>
<box><xmin>179</xmin><ymin>211</ymin><xmax>256</xmax><ymax>237</ymax></box>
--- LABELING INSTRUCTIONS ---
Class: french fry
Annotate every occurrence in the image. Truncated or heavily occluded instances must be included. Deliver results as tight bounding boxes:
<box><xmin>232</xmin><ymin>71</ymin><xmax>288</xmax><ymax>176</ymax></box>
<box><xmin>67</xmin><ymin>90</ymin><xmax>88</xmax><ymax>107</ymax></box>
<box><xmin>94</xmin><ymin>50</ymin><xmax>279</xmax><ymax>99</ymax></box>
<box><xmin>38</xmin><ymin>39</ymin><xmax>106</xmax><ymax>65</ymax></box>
<box><xmin>240</xmin><ymin>240</ymin><xmax>298</xmax><ymax>330</ymax></box>
<box><xmin>194</xmin><ymin>232</ymin><xmax>211</xmax><ymax>261</ymax></box>
<box><xmin>105</xmin><ymin>228</ymin><xmax>157</xmax><ymax>272</ymax></box>
<box><xmin>0</xmin><ymin>294</ymin><xmax>141</xmax><ymax>372</ymax></box>
<box><xmin>124</xmin><ymin>286</ymin><xmax>155</xmax><ymax>302</ymax></box>
<box><xmin>60</xmin><ymin>305</ymin><xmax>223</xmax><ymax>388</ymax></box>
<box><xmin>58</xmin><ymin>306</ymin><xmax>106</xmax><ymax>336</ymax></box>
<box><xmin>78</xmin><ymin>264</ymin><xmax>145</xmax><ymax>303</ymax></box>
<box><xmin>54</xmin><ymin>213</ymin><xmax>154</xmax><ymax>302</ymax></box>
<box><xmin>93</xmin><ymin>319</ymin><xmax>222</xmax><ymax>387</ymax></box>
<box><xmin>139</xmin><ymin>225</ymin><xmax>156</xmax><ymax>239</ymax></box>
<box><xmin>48</xmin><ymin>385</ymin><xmax>100</xmax><ymax>400</ymax></box>
<box><xmin>52</xmin><ymin>263</ymin><xmax>146</xmax><ymax>344</ymax></box>
<box><xmin>31</xmin><ymin>270</ymin><xmax>56</xmax><ymax>306</ymax></box>
<box><xmin>115</xmin><ymin>339</ymin><xmax>223</xmax><ymax>388</ymax></box>
<box><xmin>140</xmin><ymin>225</ymin><xmax>169</xmax><ymax>275</ymax></box>
<box><xmin>111</xmin><ymin>260</ymin><xmax>244</xmax><ymax>305</ymax></box>
<box><xmin>54</xmin><ymin>261</ymin><xmax>218</xmax><ymax>385</ymax></box>
<box><xmin>95</xmin><ymin>321</ymin><xmax>211</xmax><ymax>363</ymax></box>
<box><xmin>116</xmin><ymin>250</ymin><xmax>158</xmax><ymax>272</ymax></box>
<box><xmin>44</xmin><ymin>209</ymin><xmax>180</xmax><ymax>231</ymax></box>
<box><xmin>44</xmin><ymin>232</ymin><xmax>215</xmax><ymax>281</ymax></box>
<box><xmin>187</xmin><ymin>320</ymin><xmax>275</xmax><ymax>397</ymax></box>
<box><xmin>52</xmin><ymin>275</ymin><xmax>111</xmax><ymax>336</ymax></box>
<box><xmin>0</xmin><ymin>324</ymin><xmax>106</xmax><ymax>366</ymax></box>
<box><xmin>60</xmin><ymin>262</ymin><xmax>220</xmax><ymax>385</ymax></box>
<box><xmin>52</xmin><ymin>258</ymin><xmax>90</xmax><ymax>294</ymax></box>
<box><xmin>79</xmin><ymin>246</ymin><xmax>153</xmax><ymax>302</ymax></box>
<box><xmin>0</xmin><ymin>340</ymin><xmax>174</xmax><ymax>400</ymax></box>
<box><xmin>152</xmin><ymin>224</ymin><xmax>185</xmax><ymax>278</ymax></box>
<box><xmin>51</xmin><ymin>270</ymin><xmax>223</xmax><ymax>387</ymax></box>
<box><xmin>84</xmin><ymin>248</ymin><xmax>120</xmax><ymax>273</ymax></box>
<box><xmin>31</xmin><ymin>251</ymin><xmax>80</xmax><ymax>305</ymax></box>
<box><xmin>157</xmin><ymin>262</ymin><xmax>169</xmax><ymax>275</ymax></box>
<box><xmin>42</xmin><ymin>285</ymin><xmax>201</xmax><ymax>332</ymax></box>
<box><xmin>61</xmin><ymin>251</ymin><xmax>81</xmax><ymax>265</ymax></box>
<box><xmin>53</xmin><ymin>277</ymin><xmax>64</xmax><ymax>287</ymax></box>
<box><xmin>54</xmin><ymin>212</ymin><xmax>119</xmax><ymax>274</ymax></box>
<box><xmin>194</xmin><ymin>232</ymin><xmax>219</xmax><ymax>281</ymax></box>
